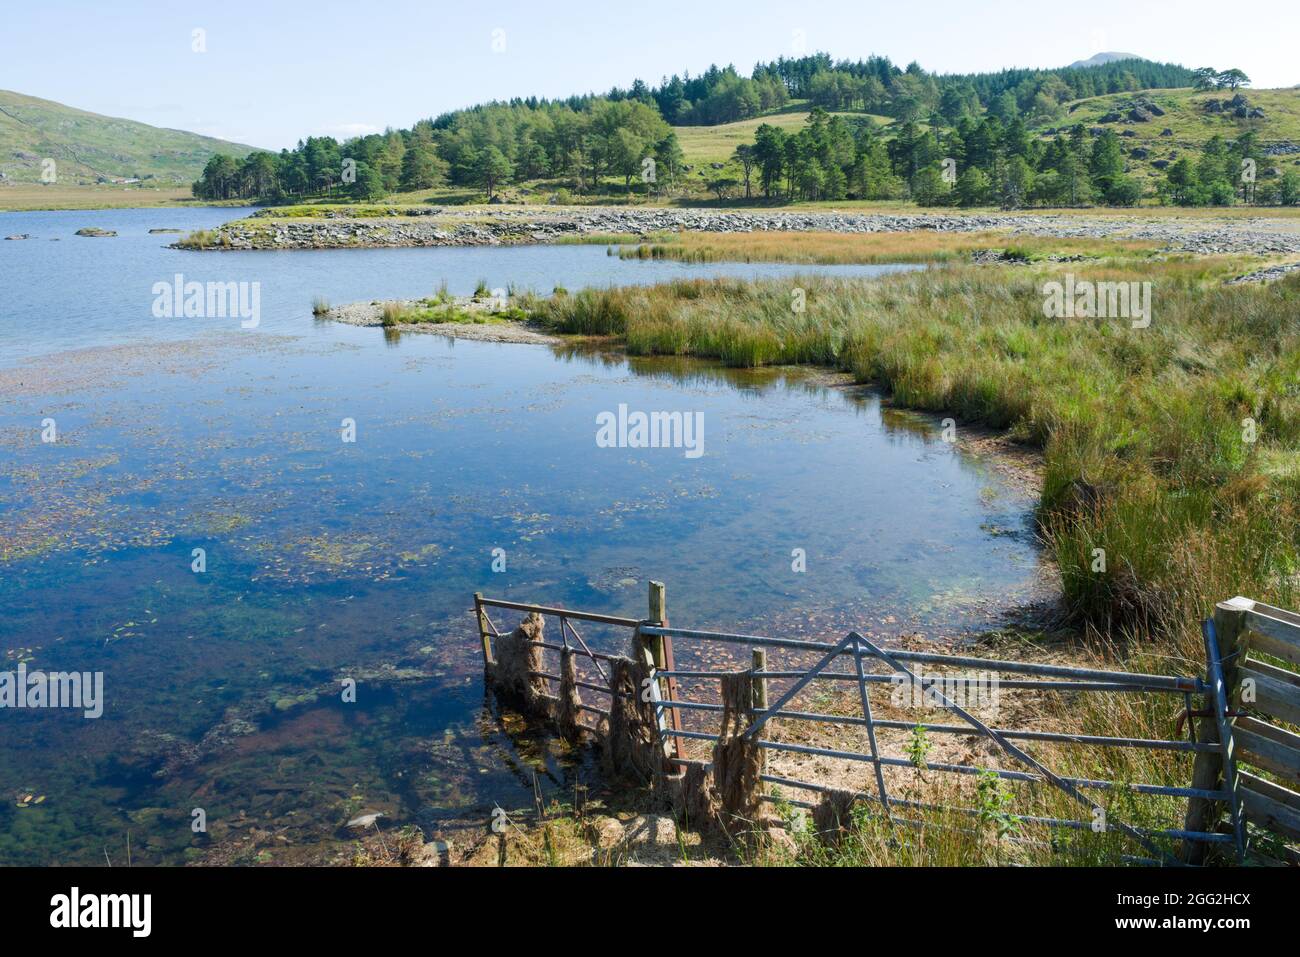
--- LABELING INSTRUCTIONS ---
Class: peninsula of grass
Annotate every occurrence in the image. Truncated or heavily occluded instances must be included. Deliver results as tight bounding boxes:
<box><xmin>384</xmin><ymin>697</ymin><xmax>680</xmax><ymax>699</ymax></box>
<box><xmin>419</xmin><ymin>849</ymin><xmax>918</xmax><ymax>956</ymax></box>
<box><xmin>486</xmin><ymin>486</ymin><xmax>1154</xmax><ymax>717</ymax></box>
<box><xmin>379</xmin><ymin>298</ymin><xmax>527</xmax><ymax>327</ymax></box>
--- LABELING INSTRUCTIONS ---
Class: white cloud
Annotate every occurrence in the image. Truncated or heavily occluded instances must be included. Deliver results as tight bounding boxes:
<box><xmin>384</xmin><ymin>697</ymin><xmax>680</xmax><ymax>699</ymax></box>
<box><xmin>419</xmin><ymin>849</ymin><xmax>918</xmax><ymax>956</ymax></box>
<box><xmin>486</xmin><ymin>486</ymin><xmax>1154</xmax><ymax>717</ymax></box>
<box><xmin>314</xmin><ymin>122</ymin><xmax>383</xmax><ymax>140</ymax></box>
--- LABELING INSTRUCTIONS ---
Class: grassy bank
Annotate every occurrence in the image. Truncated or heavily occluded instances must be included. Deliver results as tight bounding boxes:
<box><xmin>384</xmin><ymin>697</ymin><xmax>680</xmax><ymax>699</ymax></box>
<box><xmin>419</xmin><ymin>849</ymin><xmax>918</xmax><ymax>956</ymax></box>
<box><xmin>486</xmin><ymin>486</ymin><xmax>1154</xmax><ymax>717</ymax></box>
<box><xmin>530</xmin><ymin>258</ymin><xmax>1300</xmax><ymax>646</ymax></box>
<box><xmin>0</xmin><ymin>183</ymin><xmax>201</xmax><ymax>211</ymax></box>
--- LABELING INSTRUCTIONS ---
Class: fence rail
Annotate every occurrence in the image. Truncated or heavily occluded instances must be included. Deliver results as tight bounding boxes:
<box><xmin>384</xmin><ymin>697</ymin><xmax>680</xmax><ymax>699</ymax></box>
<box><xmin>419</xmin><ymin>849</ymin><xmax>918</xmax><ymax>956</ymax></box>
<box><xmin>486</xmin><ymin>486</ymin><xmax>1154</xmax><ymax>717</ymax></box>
<box><xmin>474</xmin><ymin>586</ymin><xmax>1300</xmax><ymax>864</ymax></box>
<box><xmin>1185</xmin><ymin>597</ymin><xmax>1300</xmax><ymax>862</ymax></box>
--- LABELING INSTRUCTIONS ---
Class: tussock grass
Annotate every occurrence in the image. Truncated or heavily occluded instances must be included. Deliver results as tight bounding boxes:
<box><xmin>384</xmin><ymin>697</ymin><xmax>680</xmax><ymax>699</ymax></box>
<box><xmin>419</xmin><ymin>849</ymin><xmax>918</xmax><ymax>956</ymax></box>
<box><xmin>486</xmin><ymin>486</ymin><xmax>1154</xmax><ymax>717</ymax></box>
<box><xmin>176</xmin><ymin>228</ymin><xmax>229</xmax><ymax>250</ymax></box>
<box><xmin>380</xmin><ymin>301</ymin><xmax>412</xmax><ymax>326</ymax></box>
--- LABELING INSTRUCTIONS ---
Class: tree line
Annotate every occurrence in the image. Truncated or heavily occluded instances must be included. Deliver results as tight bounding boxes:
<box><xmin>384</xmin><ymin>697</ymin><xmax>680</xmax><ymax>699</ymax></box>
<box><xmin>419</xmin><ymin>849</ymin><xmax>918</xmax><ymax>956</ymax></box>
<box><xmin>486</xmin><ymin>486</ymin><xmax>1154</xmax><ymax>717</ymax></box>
<box><xmin>193</xmin><ymin>52</ymin><xmax>1284</xmax><ymax>209</ymax></box>
<box><xmin>729</xmin><ymin>108</ymin><xmax>1295</xmax><ymax>209</ymax></box>
<box><xmin>193</xmin><ymin>97</ymin><xmax>681</xmax><ymax>202</ymax></box>
<box><xmin>731</xmin><ymin>110</ymin><xmax>1146</xmax><ymax>207</ymax></box>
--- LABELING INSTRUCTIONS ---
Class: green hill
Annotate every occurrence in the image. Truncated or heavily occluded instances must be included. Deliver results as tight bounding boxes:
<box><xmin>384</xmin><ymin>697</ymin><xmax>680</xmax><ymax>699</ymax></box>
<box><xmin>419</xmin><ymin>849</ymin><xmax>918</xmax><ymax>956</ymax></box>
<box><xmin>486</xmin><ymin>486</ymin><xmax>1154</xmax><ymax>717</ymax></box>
<box><xmin>0</xmin><ymin>90</ymin><xmax>258</xmax><ymax>187</ymax></box>
<box><xmin>675</xmin><ymin>101</ymin><xmax>893</xmax><ymax>169</ymax></box>
<box><xmin>1032</xmin><ymin>87</ymin><xmax>1300</xmax><ymax>187</ymax></box>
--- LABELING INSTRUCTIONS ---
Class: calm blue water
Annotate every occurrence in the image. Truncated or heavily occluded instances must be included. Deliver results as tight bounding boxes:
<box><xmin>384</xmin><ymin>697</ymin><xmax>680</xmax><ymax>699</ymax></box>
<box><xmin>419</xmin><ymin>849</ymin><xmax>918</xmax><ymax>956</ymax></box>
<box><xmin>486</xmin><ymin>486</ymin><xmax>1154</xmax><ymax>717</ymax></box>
<box><xmin>0</xmin><ymin>206</ymin><xmax>918</xmax><ymax>363</ymax></box>
<box><xmin>0</xmin><ymin>207</ymin><xmax>1042</xmax><ymax>864</ymax></box>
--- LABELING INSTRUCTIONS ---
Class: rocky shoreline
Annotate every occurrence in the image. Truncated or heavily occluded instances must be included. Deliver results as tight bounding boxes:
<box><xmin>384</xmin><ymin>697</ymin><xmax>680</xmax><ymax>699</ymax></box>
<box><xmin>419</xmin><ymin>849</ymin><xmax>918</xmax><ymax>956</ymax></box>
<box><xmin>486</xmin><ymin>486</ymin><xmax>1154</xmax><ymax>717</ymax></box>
<box><xmin>180</xmin><ymin>204</ymin><xmax>1300</xmax><ymax>259</ymax></box>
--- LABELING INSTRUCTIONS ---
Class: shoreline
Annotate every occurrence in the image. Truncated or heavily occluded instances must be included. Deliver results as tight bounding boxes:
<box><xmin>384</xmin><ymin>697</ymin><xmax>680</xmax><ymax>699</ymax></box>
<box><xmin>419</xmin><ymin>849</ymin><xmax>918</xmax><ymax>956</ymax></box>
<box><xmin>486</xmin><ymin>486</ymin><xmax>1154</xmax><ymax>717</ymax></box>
<box><xmin>322</xmin><ymin>297</ymin><xmax>561</xmax><ymax>344</ymax></box>
<box><xmin>176</xmin><ymin>204</ymin><xmax>1300</xmax><ymax>257</ymax></box>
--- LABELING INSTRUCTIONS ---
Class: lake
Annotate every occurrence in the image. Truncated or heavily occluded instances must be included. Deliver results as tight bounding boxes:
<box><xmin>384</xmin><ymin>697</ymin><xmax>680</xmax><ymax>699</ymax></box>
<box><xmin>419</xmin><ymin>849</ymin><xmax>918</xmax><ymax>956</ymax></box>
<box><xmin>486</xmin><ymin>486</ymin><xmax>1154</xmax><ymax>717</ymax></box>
<box><xmin>0</xmin><ymin>206</ymin><xmax>1043</xmax><ymax>864</ymax></box>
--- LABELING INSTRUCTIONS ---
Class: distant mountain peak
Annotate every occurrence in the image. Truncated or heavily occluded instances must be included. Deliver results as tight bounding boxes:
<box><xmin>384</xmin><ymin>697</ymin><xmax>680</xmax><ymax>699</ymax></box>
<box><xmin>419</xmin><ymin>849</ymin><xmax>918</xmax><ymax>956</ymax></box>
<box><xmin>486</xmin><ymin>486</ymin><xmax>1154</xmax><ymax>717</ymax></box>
<box><xmin>1067</xmin><ymin>52</ymin><xmax>1143</xmax><ymax>69</ymax></box>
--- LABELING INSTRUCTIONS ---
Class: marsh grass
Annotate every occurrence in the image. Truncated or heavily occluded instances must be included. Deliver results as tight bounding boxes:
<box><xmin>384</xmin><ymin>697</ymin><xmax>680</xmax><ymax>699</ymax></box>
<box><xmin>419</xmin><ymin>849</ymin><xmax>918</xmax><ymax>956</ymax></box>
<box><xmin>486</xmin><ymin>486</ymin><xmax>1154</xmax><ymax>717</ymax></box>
<box><xmin>379</xmin><ymin>297</ymin><xmax>530</xmax><ymax>327</ymax></box>
<box><xmin>176</xmin><ymin>228</ymin><xmax>229</xmax><ymax>250</ymax></box>
<box><xmin>380</xmin><ymin>301</ymin><xmax>412</xmax><ymax>326</ymax></box>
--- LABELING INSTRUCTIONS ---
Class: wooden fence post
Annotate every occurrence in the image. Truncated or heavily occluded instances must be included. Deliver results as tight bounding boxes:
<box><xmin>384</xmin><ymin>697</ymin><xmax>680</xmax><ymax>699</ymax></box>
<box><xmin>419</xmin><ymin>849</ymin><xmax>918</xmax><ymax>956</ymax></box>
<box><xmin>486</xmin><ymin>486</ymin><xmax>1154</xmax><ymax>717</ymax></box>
<box><xmin>474</xmin><ymin>592</ymin><xmax>494</xmax><ymax>668</ymax></box>
<box><xmin>1181</xmin><ymin>598</ymin><xmax>1248</xmax><ymax>863</ymax></box>
<box><xmin>752</xmin><ymin>648</ymin><xmax>769</xmax><ymax>712</ymax></box>
<box><xmin>645</xmin><ymin>581</ymin><xmax>684</xmax><ymax>764</ymax></box>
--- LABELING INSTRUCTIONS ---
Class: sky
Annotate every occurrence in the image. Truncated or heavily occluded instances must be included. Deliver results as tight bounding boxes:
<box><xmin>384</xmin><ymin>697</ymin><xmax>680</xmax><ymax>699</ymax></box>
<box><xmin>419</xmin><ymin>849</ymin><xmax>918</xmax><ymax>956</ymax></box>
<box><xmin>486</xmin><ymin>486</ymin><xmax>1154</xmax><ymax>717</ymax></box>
<box><xmin>2</xmin><ymin>0</ymin><xmax>1296</xmax><ymax>150</ymax></box>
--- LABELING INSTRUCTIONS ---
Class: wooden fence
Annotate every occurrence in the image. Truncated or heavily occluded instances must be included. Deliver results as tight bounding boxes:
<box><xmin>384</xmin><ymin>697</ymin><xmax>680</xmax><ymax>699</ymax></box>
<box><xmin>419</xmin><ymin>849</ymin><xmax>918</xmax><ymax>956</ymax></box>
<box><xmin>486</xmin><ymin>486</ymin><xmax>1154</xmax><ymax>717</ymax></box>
<box><xmin>473</xmin><ymin>585</ymin><xmax>1300</xmax><ymax>865</ymax></box>
<box><xmin>1184</xmin><ymin>597</ymin><xmax>1300</xmax><ymax>863</ymax></box>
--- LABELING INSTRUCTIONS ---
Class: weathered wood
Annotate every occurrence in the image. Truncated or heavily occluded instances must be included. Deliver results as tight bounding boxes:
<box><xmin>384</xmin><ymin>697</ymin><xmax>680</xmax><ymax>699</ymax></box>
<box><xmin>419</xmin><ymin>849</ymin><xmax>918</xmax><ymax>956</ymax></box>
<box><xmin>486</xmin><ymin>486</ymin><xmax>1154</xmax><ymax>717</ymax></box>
<box><xmin>648</xmin><ymin>580</ymin><xmax>667</xmax><ymax>625</ymax></box>
<box><xmin>1241</xmin><ymin>599</ymin><xmax>1300</xmax><ymax>669</ymax></box>
<box><xmin>1239</xmin><ymin>659</ymin><xmax>1300</xmax><ymax>727</ymax></box>
<box><xmin>752</xmin><ymin>648</ymin><xmax>769</xmax><ymax>711</ymax></box>
<box><xmin>646</xmin><ymin>580</ymin><xmax>684</xmax><ymax>762</ymax></box>
<box><xmin>1234</xmin><ymin>716</ymin><xmax>1300</xmax><ymax>784</ymax></box>
<box><xmin>1239</xmin><ymin>771</ymin><xmax>1300</xmax><ymax>840</ymax></box>
<box><xmin>474</xmin><ymin>592</ymin><xmax>494</xmax><ymax>666</ymax></box>
<box><xmin>1181</xmin><ymin>599</ymin><xmax>1247</xmax><ymax>863</ymax></box>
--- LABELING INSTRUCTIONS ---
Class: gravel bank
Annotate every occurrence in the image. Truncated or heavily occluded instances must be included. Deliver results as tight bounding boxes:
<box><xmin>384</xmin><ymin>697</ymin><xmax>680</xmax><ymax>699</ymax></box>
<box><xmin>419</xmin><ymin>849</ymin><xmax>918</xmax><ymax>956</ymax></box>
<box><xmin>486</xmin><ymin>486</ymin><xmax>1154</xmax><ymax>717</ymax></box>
<box><xmin>183</xmin><ymin>204</ymin><xmax>1300</xmax><ymax>259</ymax></box>
<box><xmin>323</xmin><ymin>298</ymin><xmax>559</xmax><ymax>344</ymax></box>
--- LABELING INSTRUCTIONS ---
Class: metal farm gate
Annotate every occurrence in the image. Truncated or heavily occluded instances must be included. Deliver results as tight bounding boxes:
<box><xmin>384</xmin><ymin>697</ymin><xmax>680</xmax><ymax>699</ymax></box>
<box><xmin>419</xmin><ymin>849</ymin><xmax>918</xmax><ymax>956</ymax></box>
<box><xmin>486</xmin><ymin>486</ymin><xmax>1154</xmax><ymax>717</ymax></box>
<box><xmin>474</xmin><ymin>585</ymin><xmax>1300</xmax><ymax>864</ymax></box>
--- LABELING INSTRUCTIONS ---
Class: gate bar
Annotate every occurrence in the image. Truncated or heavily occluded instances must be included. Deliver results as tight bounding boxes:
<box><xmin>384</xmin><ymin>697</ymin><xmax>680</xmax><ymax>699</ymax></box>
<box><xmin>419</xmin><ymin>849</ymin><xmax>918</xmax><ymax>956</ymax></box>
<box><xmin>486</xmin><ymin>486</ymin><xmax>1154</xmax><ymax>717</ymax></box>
<box><xmin>640</xmin><ymin>625</ymin><xmax>1204</xmax><ymax>693</ymax></box>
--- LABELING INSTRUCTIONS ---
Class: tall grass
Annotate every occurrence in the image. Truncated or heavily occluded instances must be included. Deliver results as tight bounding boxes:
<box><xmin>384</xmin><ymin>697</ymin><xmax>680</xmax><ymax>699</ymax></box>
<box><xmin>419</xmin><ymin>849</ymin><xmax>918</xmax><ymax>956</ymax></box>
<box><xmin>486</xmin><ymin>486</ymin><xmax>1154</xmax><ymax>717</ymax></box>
<box><xmin>380</xmin><ymin>301</ymin><xmax>412</xmax><ymax>326</ymax></box>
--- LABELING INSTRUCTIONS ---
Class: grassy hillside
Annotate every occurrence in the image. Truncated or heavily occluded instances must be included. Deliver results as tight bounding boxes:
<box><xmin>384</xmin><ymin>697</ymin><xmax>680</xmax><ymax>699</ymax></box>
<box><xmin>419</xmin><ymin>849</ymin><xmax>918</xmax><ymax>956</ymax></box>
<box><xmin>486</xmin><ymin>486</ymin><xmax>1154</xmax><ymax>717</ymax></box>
<box><xmin>675</xmin><ymin>101</ymin><xmax>892</xmax><ymax>169</ymax></box>
<box><xmin>0</xmin><ymin>89</ymin><xmax>258</xmax><ymax>187</ymax></box>
<box><xmin>1033</xmin><ymin>87</ymin><xmax>1300</xmax><ymax>188</ymax></box>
